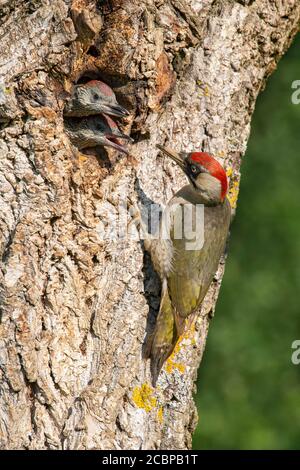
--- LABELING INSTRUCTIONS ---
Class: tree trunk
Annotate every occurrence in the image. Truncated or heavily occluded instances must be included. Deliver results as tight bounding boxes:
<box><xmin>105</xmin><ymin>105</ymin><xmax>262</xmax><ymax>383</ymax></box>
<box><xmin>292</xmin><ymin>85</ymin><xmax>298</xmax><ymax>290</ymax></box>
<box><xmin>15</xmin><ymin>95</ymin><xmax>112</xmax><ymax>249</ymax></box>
<box><xmin>0</xmin><ymin>0</ymin><xmax>299</xmax><ymax>450</ymax></box>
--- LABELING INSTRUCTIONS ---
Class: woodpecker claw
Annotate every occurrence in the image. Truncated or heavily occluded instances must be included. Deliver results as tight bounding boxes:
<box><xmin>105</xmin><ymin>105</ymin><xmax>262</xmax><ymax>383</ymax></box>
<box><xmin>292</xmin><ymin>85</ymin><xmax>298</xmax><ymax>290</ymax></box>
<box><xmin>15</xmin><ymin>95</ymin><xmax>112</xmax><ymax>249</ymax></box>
<box><xmin>101</xmin><ymin>103</ymin><xmax>130</xmax><ymax>118</ymax></box>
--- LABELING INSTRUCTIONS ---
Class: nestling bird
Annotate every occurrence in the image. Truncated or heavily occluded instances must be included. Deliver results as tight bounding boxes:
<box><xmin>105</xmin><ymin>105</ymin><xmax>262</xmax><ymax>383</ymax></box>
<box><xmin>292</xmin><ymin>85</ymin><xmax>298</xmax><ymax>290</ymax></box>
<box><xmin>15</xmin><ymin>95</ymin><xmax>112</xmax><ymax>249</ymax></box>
<box><xmin>65</xmin><ymin>114</ymin><xmax>132</xmax><ymax>154</ymax></box>
<box><xmin>134</xmin><ymin>145</ymin><xmax>231</xmax><ymax>385</ymax></box>
<box><xmin>64</xmin><ymin>80</ymin><xmax>129</xmax><ymax>118</ymax></box>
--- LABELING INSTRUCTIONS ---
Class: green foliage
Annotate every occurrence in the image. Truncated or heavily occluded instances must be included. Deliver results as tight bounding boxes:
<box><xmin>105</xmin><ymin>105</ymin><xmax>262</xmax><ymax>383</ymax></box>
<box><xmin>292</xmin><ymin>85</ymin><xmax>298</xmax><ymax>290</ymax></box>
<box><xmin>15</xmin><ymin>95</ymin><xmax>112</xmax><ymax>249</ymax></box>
<box><xmin>193</xmin><ymin>35</ymin><xmax>300</xmax><ymax>450</ymax></box>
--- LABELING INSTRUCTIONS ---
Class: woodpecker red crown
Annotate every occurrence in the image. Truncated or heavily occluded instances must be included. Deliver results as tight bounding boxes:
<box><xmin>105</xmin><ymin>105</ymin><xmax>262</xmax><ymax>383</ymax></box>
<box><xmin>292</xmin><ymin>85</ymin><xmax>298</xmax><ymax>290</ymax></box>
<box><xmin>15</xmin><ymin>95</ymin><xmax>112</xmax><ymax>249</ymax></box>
<box><xmin>190</xmin><ymin>152</ymin><xmax>228</xmax><ymax>200</ymax></box>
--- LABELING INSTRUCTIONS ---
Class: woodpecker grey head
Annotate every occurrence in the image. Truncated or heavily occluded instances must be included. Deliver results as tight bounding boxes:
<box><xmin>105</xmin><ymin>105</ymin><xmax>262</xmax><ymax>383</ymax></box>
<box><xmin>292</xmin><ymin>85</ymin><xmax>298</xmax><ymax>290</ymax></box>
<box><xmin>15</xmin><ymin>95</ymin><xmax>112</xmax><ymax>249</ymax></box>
<box><xmin>157</xmin><ymin>145</ymin><xmax>228</xmax><ymax>204</ymax></box>
<box><xmin>65</xmin><ymin>115</ymin><xmax>132</xmax><ymax>154</ymax></box>
<box><xmin>64</xmin><ymin>80</ymin><xmax>130</xmax><ymax>118</ymax></box>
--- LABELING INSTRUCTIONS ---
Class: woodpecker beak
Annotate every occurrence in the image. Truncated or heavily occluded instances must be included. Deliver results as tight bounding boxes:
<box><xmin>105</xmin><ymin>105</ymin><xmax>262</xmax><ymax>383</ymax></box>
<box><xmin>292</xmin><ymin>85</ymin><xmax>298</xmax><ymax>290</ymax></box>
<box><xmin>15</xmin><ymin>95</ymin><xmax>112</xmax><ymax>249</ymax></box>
<box><xmin>156</xmin><ymin>145</ymin><xmax>186</xmax><ymax>171</ymax></box>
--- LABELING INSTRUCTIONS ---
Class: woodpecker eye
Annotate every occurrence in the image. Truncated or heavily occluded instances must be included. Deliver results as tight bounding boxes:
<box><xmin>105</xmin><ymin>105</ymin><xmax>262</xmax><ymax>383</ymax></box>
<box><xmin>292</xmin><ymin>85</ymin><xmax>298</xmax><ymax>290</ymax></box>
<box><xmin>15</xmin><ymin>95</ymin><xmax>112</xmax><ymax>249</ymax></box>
<box><xmin>93</xmin><ymin>93</ymin><xmax>100</xmax><ymax>101</ymax></box>
<box><xmin>190</xmin><ymin>165</ymin><xmax>198</xmax><ymax>174</ymax></box>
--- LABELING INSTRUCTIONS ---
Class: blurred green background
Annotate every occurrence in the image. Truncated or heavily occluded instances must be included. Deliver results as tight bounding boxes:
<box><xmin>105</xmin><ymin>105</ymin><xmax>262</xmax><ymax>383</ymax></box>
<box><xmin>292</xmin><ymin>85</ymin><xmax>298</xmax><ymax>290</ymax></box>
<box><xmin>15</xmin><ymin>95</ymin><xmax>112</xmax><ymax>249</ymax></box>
<box><xmin>193</xmin><ymin>35</ymin><xmax>300</xmax><ymax>449</ymax></box>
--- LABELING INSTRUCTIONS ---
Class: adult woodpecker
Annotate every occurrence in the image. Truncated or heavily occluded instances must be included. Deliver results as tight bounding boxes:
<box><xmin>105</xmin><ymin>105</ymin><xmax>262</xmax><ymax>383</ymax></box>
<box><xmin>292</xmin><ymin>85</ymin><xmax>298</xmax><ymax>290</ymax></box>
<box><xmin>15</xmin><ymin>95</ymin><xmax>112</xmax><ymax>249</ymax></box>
<box><xmin>140</xmin><ymin>145</ymin><xmax>231</xmax><ymax>385</ymax></box>
<box><xmin>64</xmin><ymin>80</ymin><xmax>129</xmax><ymax>118</ymax></box>
<box><xmin>65</xmin><ymin>114</ymin><xmax>132</xmax><ymax>153</ymax></box>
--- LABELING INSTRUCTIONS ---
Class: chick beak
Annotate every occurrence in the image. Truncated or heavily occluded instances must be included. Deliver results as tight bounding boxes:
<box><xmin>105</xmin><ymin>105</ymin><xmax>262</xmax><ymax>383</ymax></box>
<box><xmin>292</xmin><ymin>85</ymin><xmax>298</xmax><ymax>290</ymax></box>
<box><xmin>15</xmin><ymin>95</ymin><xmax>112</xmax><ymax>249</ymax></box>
<box><xmin>101</xmin><ymin>103</ymin><xmax>130</xmax><ymax>118</ymax></box>
<box><xmin>156</xmin><ymin>145</ymin><xmax>186</xmax><ymax>171</ymax></box>
<box><xmin>104</xmin><ymin>135</ymin><xmax>129</xmax><ymax>155</ymax></box>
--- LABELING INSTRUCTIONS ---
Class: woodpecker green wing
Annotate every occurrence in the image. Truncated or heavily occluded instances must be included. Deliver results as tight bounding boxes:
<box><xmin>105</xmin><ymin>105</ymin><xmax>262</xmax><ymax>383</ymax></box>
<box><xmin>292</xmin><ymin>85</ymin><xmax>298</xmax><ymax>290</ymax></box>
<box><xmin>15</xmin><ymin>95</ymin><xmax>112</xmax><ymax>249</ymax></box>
<box><xmin>168</xmin><ymin>199</ymin><xmax>231</xmax><ymax>323</ymax></box>
<box><xmin>145</xmin><ymin>198</ymin><xmax>231</xmax><ymax>384</ymax></box>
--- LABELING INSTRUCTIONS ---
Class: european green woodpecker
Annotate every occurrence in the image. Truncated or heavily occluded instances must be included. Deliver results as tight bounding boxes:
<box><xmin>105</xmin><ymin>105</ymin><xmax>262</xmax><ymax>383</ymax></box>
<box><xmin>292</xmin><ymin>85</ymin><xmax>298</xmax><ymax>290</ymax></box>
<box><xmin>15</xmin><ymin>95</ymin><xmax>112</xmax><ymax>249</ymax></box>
<box><xmin>142</xmin><ymin>145</ymin><xmax>231</xmax><ymax>385</ymax></box>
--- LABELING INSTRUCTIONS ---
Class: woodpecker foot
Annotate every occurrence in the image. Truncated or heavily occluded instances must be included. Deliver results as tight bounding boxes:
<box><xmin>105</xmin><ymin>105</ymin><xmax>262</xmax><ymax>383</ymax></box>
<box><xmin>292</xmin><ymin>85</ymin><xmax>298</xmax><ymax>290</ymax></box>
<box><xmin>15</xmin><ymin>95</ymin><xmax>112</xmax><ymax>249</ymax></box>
<box><xmin>185</xmin><ymin>310</ymin><xmax>198</xmax><ymax>332</ymax></box>
<box><xmin>127</xmin><ymin>197</ymin><xmax>142</xmax><ymax>229</ymax></box>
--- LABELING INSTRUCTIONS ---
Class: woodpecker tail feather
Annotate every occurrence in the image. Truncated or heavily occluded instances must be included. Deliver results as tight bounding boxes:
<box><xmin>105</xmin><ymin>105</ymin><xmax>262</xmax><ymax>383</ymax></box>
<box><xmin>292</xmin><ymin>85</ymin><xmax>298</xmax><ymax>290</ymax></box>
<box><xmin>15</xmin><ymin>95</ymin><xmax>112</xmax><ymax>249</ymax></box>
<box><xmin>144</xmin><ymin>280</ymin><xmax>183</xmax><ymax>386</ymax></box>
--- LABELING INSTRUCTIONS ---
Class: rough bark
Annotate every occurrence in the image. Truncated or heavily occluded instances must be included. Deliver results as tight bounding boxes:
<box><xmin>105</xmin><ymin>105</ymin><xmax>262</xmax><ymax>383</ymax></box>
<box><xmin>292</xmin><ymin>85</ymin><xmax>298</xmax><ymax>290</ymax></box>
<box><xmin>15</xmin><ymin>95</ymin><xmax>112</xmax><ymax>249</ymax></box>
<box><xmin>0</xmin><ymin>0</ymin><xmax>299</xmax><ymax>450</ymax></box>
